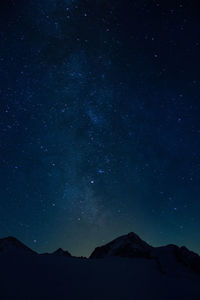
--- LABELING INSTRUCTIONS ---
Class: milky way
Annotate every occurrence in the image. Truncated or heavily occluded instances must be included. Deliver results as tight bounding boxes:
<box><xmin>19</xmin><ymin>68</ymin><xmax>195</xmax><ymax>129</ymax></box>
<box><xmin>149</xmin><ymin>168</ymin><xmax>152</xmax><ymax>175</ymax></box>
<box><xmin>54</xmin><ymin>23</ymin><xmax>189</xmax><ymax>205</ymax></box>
<box><xmin>0</xmin><ymin>0</ymin><xmax>200</xmax><ymax>256</ymax></box>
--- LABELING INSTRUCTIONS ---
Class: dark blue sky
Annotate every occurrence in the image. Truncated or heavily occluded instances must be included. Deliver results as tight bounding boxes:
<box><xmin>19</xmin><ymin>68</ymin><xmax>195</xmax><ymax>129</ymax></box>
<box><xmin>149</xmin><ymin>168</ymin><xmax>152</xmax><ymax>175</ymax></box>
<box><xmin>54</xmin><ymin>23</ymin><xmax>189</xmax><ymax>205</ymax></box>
<box><xmin>0</xmin><ymin>0</ymin><xmax>200</xmax><ymax>256</ymax></box>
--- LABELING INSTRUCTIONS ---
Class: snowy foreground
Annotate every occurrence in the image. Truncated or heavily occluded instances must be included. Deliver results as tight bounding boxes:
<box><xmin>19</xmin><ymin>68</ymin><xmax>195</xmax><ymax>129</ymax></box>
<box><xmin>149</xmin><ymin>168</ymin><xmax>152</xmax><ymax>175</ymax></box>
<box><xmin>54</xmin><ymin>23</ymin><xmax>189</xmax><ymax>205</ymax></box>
<box><xmin>0</xmin><ymin>253</ymin><xmax>200</xmax><ymax>300</ymax></box>
<box><xmin>0</xmin><ymin>233</ymin><xmax>200</xmax><ymax>299</ymax></box>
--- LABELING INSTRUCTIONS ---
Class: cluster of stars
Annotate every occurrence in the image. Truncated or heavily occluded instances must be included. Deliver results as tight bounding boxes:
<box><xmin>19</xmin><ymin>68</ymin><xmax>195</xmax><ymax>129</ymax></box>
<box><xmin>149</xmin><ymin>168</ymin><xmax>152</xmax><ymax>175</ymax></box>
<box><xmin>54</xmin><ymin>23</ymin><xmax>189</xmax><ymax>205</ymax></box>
<box><xmin>0</xmin><ymin>0</ymin><xmax>199</xmax><ymax>256</ymax></box>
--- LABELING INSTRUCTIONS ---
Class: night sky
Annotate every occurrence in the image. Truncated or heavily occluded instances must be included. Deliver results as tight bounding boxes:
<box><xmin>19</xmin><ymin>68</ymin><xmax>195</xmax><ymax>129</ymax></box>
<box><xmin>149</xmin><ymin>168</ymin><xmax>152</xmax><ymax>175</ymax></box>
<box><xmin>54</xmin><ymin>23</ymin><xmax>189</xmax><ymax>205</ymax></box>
<box><xmin>0</xmin><ymin>0</ymin><xmax>200</xmax><ymax>257</ymax></box>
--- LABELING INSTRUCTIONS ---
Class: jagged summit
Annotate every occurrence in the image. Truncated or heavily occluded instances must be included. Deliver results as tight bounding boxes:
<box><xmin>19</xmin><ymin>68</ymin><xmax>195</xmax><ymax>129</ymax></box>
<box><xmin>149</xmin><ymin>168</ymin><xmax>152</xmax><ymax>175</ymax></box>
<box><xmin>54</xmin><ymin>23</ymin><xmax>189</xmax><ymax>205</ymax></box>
<box><xmin>0</xmin><ymin>236</ymin><xmax>36</xmax><ymax>254</ymax></box>
<box><xmin>0</xmin><ymin>232</ymin><xmax>200</xmax><ymax>276</ymax></box>
<box><xmin>53</xmin><ymin>248</ymin><xmax>72</xmax><ymax>257</ymax></box>
<box><xmin>0</xmin><ymin>233</ymin><xmax>199</xmax><ymax>299</ymax></box>
<box><xmin>90</xmin><ymin>232</ymin><xmax>200</xmax><ymax>275</ymax></box>
<box><xmin>90</xmin><ymin>232</ymin><xmax>152</xmax><ymax>259</ymax></box>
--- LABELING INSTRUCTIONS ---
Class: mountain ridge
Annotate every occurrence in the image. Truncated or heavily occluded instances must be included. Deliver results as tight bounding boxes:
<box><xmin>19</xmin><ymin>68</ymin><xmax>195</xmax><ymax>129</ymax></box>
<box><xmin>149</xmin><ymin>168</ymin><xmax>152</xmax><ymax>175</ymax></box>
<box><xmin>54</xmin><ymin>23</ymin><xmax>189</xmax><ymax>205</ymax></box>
<box><xmin>90</xmin><ymin>232</ymin><xmax>200</xmax><ymax>276</ymax></box>
<box><xmin>1</xmin><ymin>232</ymin><xmax>200</xmax><ymax>276</ymax></box>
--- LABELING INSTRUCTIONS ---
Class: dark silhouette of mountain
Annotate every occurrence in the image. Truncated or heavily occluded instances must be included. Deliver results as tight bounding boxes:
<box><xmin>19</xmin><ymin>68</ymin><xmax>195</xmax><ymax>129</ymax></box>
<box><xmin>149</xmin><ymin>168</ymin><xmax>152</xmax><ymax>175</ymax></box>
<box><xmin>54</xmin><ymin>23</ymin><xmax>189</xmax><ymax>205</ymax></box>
<box><xmin>90</xmin><ymin>232</ymin><xmax>200</xmax><ymax>276</ymax></box>
<box><xmin>151</xmin><ymin>244</ymin><xmax>200</xmax><ymax>275</ymax></box>
<box><xmin>52</xmin><ymin>248</ymin><xmax>72</xmax><ymax>257</ymax></box>
<box><xmin>0</xmin><ymin>236</ymin><xmax>36</xmax><ymax>255</ymax></box>
<box><xmin>0</xmin><ymin>237</ymin><xmax>71</xmax><ymax>258</ymax></box>
<box><xmin>90</xmin><ymin>232</ymin><xmax>152</xmax><ymax>259</ymax></box>
<box><xmin>0</xmin><ymin>233</ymin><xmax>200</xmax><ymax>299</ymax></box>
<box><xmin>1</xmin><ymin>233</ymin><xmax>199</xmax><ymax>276</ymax></box>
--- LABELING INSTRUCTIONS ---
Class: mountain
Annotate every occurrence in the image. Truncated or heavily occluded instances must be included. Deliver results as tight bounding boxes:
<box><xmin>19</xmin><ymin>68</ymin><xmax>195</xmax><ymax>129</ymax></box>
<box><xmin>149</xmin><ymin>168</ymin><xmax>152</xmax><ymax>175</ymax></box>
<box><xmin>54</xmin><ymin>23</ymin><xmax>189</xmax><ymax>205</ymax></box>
<box><xmin>0</xmin><ymin>236</ymin><xmax>36</xmax><ymax>255</ymax></box>
<box><xmin>90</xmin><ymin>232</ymin><xmax>152</xmax><ymax>259</ymax></box>
<box><xmin>1</xmin><ymin>234</ymin><xmax>200</xmax><ymax>277</ymax></box>
<box><xmin>0</xmin><ymin>237</ymin><xmax>72</xmax><ymax>258</ymax></box>
<box><xmin>0</xmin><ymin>233</ymin><xmax>199</xmax><ymax>299</ymax></box>
<box><xmin>90</xmin><ymin>232</ymin><xmax>200</xmax><ymax>276</ymax></box>
<box><xmin>151</xmin><ymin>244</ymin><xmax>200</xmax><ymax>275</ymax></box>
<box><xmin>52</xmin><ymin>248</ymin><xmax>72</xmax><ymax>257</ymax></box>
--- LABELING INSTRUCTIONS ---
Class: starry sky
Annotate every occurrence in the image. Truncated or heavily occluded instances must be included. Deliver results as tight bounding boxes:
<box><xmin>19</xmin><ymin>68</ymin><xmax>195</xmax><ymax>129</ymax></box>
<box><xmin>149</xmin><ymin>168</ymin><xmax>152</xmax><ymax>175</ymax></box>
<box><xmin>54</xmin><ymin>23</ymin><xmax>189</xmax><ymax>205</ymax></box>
<box><xmin>0</xmin><ymin>0</ymin><xmax>200</xmax><ymax>257</ymax></box>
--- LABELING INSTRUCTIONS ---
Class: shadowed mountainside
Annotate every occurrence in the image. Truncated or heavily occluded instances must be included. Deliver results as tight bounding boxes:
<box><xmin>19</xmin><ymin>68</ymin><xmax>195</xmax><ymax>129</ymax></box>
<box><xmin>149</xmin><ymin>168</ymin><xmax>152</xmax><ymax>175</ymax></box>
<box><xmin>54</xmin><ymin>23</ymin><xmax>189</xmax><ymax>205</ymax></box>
<box><xmin>0</xmin><ymin>236</ymin><xmax>36</xmax><ymax>255</ymax></box>
<box><xmin>90</xmin><ymin>232</ymin><xmax>200</xmax><ymax>275</ymax></box>
<box><xmin>0</xmin><ymin>233</ymin><xmax>200</xmax><ymax>299</ymax></box>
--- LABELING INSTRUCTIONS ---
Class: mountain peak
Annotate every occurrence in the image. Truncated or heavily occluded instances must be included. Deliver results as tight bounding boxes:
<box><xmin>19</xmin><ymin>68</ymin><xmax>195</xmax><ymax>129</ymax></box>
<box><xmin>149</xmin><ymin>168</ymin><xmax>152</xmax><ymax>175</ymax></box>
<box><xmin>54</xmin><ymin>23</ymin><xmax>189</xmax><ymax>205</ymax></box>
<box><xmin>53</xmin><ymin>248</ymin><xmax>72</xmax><ymax>257</ymax></box>
<box><xmin>90</xmin><ymin>232</ymin><xmax>152</xmax><ymax>259</ymax></box>
<box><xmin>90</xmin><ymin>232</ymin><xmax>200</xmax><ymax>276</ymax></box>
<box><xmin>0</xmin><ymin>236</ymin><xmax>36</xmax><ymax>255</ymax></box>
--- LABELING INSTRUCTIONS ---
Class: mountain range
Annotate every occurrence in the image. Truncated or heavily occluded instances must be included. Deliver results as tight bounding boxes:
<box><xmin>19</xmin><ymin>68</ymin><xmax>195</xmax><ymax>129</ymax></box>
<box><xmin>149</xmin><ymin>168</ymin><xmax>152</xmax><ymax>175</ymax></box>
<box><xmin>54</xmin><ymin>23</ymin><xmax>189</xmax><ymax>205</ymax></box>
<box><xmin>0</xmin><ymin>232</ymin><xmax>200</xmax><ymax>299</ymax></box>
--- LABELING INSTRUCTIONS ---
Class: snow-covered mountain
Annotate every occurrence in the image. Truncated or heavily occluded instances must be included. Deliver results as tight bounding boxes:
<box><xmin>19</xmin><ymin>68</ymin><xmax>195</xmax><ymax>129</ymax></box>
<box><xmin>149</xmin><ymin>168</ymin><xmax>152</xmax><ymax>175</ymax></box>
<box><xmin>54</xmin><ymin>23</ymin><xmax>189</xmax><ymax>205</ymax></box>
<box><xmin>90</xmin><ymin>232</ymin><xmax>200</xmax><ymax>276</ymax></box>
<box><xmin>1</xmin><ymin>233</ymin><xmax>200</xmax><ymax>278</ymax></box>
<box><xmin>90</xmin><ymin>232</ymin><xmax>152</xmax><ymax>259</ymax></box>
<box><xmin>0</xmin><ymin>233</ymin><xmax>199</xmax><ymax>299</ymax></box>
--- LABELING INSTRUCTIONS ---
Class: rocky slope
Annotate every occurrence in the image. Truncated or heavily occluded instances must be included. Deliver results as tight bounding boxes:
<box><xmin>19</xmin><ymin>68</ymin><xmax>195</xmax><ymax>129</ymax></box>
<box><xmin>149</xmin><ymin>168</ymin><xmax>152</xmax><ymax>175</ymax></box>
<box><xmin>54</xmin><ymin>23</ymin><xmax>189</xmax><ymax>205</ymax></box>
<box><xmin>90</xmin><ymin>232</ymin><xmax>200</xmax><ymax>276</ymax></box>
